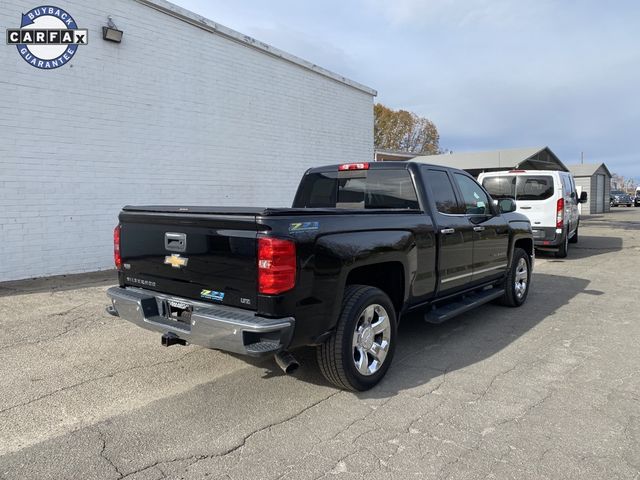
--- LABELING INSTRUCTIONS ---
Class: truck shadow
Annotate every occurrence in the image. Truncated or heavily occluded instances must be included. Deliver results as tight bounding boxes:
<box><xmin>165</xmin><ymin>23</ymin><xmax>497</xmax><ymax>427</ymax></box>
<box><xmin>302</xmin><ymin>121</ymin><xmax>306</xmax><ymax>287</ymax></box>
<box><xmin>262</xmin><ymin>273</ymin><xmax>597</xmax><ymax>396</ymax></box>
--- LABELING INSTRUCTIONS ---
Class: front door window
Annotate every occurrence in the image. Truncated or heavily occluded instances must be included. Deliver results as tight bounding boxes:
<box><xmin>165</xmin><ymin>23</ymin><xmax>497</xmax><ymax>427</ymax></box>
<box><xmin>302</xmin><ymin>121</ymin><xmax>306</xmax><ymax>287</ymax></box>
<box><xmin>454</xmin><ymin>174</ymin><xmax>491</xmax><ymax>215</ymax></box>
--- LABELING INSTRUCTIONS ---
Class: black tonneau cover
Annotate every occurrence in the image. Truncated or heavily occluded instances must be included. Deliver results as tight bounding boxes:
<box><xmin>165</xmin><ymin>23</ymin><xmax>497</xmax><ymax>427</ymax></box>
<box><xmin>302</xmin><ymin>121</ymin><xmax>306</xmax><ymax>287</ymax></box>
<box><xmin>122</xmin><ymin>205</ymin><xmax>423</xmax><ymax>216</ymax></box>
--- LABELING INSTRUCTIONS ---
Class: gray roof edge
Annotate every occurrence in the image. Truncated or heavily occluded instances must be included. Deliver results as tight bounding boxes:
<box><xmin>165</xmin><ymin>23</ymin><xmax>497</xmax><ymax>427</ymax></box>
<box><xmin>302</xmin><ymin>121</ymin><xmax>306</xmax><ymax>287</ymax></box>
<box><xmin>527</xmin><ymin>146</ymin><xmax>569</xmax><ymax>172</ymax></box>
<box><xmin>411</xmin><ymin>146</ymin><xmax>545</xmax><ymax>161</ymax></box>
<box><xmin>409</xmin><ymin>146</ymin><xmax>570</xmax><ymax>172</ymax></box>
<box><xmin>375</xmin><ymin>149</ymin><xmax>419</xmax><ymax>156</ymax></box>
<box><xmin>134</xmin><ymin>0</ymin><xmax>377</xmax><ymax>96</ymax></box>
<box><xmin>567</xmin><ymin>163</ymin><xmax>612</xmax><ymax>177</ymax></box>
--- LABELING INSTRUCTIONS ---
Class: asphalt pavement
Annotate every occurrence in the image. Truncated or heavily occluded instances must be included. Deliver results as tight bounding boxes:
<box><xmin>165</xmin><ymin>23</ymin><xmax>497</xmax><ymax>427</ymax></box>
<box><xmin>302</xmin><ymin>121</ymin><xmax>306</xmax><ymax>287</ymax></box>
<box><xmin>1</xmin><ymin>208</ymin><xmax>639</xmax><ymax>480</ymax></box>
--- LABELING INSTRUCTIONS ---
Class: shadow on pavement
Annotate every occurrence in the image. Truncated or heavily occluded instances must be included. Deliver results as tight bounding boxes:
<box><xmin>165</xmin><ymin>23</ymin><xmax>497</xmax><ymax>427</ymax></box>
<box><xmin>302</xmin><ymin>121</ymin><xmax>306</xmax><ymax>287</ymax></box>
<box><xmin>536</xmin><ymin>235</ymin><xmax>624</xmax><ymax>261</ymax></box>
<box><xmin>582</xmin><ymin>209</ymin><xmax>640</xmax><ymax>231</ymax></box>
<box><xmin>254</xmin><ymin>273</ymin><xmax>597</xmax><ymax>395</ymax></box>
<box><xmin>0</xmin><ymin>270</ymin><xmax>116</xmax><ymax>297</ymax></box>
<box><xmin>569</xmin><ymin>236</ymin><xmax>625</xmax><ymax>260</ymax></box>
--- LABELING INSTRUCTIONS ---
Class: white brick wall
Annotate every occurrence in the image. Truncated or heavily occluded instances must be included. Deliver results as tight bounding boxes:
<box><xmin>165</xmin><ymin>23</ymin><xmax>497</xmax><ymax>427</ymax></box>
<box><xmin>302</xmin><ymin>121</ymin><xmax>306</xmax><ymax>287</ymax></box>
<box><xmin>0</xmin><ymin>0</ymin><xmax>375</xmax><ymax>281</ymax></box>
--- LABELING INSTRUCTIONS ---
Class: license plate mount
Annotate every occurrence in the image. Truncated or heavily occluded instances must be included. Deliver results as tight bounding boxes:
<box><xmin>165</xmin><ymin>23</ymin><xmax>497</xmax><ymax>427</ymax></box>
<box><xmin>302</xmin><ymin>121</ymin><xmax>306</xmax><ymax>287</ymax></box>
<box><xmin>164</xmin><ymin>299</ymin><xmax>192</xmax><ymax>325</ymax></box>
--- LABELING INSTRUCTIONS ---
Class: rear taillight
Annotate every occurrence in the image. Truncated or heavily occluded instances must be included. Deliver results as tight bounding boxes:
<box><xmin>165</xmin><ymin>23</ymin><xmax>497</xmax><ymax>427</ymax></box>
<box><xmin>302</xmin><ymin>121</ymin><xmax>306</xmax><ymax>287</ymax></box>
<box><xmin>556</xmin><ymin>198</ymin><xmax>564</xmax><ymax>228</ymax></box>
<box><xmin>114</xmin><ymin>225</ymin><xmax>122</xmax><ymax>270</ymax></box>
<box><xmin>338</xmin><ymin>162</ymin><xmax>369</xmax><ymax>171</ymax></box>
<box><xmin>258</xmin><ymin>237</ymin><xmax>296</xmax><ymax>295</ymax></box>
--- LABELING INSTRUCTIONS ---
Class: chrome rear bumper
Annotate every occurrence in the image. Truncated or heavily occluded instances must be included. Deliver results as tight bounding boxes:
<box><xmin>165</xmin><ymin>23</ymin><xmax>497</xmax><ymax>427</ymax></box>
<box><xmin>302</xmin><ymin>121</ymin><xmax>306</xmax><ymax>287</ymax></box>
<box><xmin>106</xmin><ymin>286</ymin><xmax>294</xmax><ymax>356</ymax></box>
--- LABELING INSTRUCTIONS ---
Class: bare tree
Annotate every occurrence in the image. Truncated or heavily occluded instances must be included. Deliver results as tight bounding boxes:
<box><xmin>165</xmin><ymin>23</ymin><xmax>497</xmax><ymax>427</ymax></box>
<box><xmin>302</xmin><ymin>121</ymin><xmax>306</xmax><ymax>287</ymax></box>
<box><xmin>611</xmin><ymin>173</ymin><xmax>638</xmax><ymax>192</ymax></box>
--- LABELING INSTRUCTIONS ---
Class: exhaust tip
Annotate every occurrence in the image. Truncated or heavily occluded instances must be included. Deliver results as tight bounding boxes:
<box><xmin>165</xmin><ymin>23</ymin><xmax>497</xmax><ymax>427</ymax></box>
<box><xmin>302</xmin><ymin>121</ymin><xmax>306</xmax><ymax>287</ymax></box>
<box><xmin>283</xmin><ymin>361</ymin><xmax>299</xmax><ymax>375</ymax></box>
<box><xmin>274</xmin><ymin>351</ymin><xmax>299</xmax><ymax>375</ymax></box>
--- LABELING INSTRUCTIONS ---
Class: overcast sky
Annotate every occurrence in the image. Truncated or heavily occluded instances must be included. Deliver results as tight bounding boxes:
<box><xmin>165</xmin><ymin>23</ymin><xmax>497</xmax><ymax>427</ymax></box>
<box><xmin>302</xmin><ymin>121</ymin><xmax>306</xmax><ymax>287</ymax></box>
<box><xmin>173</xmin><ymin>0</ymin><xmax>639</xmax><ymax>179</ymax></box>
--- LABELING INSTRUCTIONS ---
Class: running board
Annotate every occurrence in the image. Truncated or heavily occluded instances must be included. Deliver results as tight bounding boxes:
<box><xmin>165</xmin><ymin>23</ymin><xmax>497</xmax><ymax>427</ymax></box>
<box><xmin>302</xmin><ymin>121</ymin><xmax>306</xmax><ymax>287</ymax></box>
<box><xmin>424</xmin><ymin>288</ymin><xmax>505</xmax><ymax>324</ymax></box>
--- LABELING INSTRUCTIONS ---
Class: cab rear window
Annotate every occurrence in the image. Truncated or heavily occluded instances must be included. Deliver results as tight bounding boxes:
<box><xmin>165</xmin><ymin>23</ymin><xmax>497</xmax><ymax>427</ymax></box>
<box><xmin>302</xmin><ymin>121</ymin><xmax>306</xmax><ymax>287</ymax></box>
<box><xmin>294</xmin><ymin>169</ymin><xmax>419</xmax><ymax>210</ymax></box>
<box><xmin>483</xmin><ymin>175</ymin><xmax>554</xmax><ymax>201</ymax></box>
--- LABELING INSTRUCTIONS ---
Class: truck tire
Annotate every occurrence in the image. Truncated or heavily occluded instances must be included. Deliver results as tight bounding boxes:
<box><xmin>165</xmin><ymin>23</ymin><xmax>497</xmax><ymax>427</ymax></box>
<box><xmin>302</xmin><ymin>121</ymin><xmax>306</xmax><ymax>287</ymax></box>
<box><xmin>555</xmin><ymin>234</ymin><xmax>569</xmax><ymax>258</ymax></box>
<box><xmin>317</xmin><ymin>285</ymin><xmax>397</xmax><ymax>391</ymax></box>
<box><xmin>569</xmin><ymin>226</ymin><xmax>579</xmax><ymax>244</ymax></box>
<box><xmin>499</xmin><ymin>248</ymin><xmax>531</xmax><ymax>307</ymax></box>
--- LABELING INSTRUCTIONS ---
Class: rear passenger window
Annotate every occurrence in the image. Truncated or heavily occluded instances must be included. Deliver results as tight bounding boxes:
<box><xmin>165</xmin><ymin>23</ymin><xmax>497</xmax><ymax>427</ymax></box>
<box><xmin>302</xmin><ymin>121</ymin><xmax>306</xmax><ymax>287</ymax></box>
<box><xmin>361</xmin><ymin>169</ymin><xmax>419</xmax><ymax>209</ymax></box>
<box><xmin>423</xmin><ymin>169</ymin><xmax>462</xmax><ymax>214</ymax></box>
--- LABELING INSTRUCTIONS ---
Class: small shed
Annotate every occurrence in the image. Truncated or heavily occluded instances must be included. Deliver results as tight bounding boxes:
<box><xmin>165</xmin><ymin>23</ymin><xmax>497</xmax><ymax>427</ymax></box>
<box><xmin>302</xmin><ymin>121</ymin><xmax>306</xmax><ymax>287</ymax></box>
<box><xmin>411</xmin><ymin>146</ymin><xmax>569</xmax><ymax>177</ymax></box>
<box><xmin>567</xmin><ymin>163</ymin><xmax>612</xmax><ymax>215</ymax></box>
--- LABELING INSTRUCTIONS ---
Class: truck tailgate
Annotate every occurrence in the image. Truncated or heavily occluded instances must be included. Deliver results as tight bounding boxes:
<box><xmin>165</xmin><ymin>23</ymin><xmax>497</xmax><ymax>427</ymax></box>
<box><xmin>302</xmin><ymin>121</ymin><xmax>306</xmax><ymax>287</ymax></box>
<box><xmin>118</xmin><ymin>208</ymin><xmax>261</xmax><ymax>310</ymax></box>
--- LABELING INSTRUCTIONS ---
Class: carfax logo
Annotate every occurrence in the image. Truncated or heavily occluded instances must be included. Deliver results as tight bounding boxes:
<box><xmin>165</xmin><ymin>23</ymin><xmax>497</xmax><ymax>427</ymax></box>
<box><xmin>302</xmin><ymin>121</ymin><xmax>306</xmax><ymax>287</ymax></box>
<box><xmin>6</xmin><ymin>6</ymin><xmax>88</xmax><ymax>69</ymax></box>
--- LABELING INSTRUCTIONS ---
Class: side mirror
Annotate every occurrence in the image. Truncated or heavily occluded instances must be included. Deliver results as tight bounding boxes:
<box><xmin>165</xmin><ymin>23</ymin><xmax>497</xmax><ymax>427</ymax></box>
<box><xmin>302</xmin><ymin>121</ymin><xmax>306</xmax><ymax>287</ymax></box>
<box><xmin>499</xmin><ymin>198</ymin><xmax>517</xmax><ymax>213</ymax></box>
<box><xmin>579</xmin><ymin>192</ymin><xmax>588</xmax><ymax>203</ymax></box>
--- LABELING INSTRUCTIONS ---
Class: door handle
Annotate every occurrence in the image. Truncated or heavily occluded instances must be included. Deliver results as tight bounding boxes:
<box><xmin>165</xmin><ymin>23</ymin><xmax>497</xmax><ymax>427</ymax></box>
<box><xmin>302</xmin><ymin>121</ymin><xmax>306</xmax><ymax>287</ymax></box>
<box><xmin>520</xmin><ymin>206</ymin><xmax>532</xmax><ymax>210</ymax></box>
<box><xmin>473</xmin><ymin>226</ymin><xmax>485</xmax><ymax>232</ymax></box>
<box><xmin>440</xmin><ymin>228</ymin><xmax>455</xmax><ymax>234</ymax></box>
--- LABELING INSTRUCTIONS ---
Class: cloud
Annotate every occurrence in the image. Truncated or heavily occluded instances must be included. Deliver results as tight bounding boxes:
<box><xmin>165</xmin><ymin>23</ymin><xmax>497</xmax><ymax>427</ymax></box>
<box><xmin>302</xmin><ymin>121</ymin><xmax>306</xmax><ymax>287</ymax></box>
<box><xmin>247</xmin><ymin>24</ymin><xmax>360</xmax><ymax>81</ymax></box>
<box><xmin>362</xmin><ymin>0</ymin><xmax>551</xmax><ymax>28</ymax></box>
<box><xmin>172</xmin><ymin>0</ymin><xmax>640</xmax><ymax>179</ymax></box>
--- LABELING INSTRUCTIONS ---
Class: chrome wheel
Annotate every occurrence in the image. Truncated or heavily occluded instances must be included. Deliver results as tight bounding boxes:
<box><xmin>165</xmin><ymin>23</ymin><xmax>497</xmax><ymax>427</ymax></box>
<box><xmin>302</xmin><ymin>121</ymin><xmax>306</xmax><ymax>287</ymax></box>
<box><xmin>352</xmin><ymin>304</ymin><xmax>391</xmax><ymax>376</ymax></box>
<box><xmin>514</xmin><ymin>257</ymin><xmax>528</xmax><ymax>300</ymax></box>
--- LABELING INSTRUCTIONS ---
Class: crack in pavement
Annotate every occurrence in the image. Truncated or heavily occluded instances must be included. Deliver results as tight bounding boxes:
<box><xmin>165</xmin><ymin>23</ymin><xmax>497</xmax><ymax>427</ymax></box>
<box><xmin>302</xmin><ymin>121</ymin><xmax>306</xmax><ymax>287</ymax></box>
<box><xmin>419</xmin><ymin>367</ymin><xmax>448</xmax><ymax>399</ymax></box>
<box><xmin>492</xmin><ymin>389</ymin><xmax>554</xmax><ymax>429</ymax></box>
<box><xmin>49</xmin><ymin>302</ymin><xmax>89</xmax><ymax>317</ymax></box>
<box><xmin>97</xmin><ymin>428</ymin><xmax>125</xmax><ymax>479</ymax></box>
<box><xmin>0</xmin><ymin>349</ymin><xmax>202</xmax><ymax>416</ymax></box>
<box><xmin>114</xmin><ymin>390</ymin><xmax>343</xmax><ymax>479</ymax></box>
<box><xmin>327</xmin><ymin>396</ymin><xmax>395</xmax><ymax>443</ymax></box>
<box><xmin>0</xmin><ymin>314</ymin><xmax>93</xmax><ymax>351</ymax></box>
<box><xmin>471</xmin><ymin>362</ymin><xmax>520</xmax><ymax>402</ymax></box>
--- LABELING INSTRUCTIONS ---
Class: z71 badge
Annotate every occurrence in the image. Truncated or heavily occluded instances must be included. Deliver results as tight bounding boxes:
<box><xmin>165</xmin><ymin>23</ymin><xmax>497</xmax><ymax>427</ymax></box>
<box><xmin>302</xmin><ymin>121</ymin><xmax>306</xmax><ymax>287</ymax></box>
<box><xmin>200</xmin><ymin>289</ymin><xmax>224</xmax><ymax>302</ymax></box>
<box><xmin>289</xmin><ymin>221</ymin><xmax>319</xmax><ymax>233</ymax></box>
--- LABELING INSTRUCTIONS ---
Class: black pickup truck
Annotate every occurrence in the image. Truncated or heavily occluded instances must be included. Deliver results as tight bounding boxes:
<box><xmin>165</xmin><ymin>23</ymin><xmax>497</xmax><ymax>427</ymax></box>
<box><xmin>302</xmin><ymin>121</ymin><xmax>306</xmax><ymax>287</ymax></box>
<box><xmin>107</xmin><ymin>161</ymin><xmax>534</xmax><ymax>391</ymax></box>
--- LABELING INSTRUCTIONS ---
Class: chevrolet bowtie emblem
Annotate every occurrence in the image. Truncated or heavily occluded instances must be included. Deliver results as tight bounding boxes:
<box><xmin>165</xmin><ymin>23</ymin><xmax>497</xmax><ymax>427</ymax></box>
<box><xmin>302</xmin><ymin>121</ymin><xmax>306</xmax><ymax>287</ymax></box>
<box><xmin>164</xmin><ymin>254</ymin><xmax>188</xmax><ymax>269</ymax></box>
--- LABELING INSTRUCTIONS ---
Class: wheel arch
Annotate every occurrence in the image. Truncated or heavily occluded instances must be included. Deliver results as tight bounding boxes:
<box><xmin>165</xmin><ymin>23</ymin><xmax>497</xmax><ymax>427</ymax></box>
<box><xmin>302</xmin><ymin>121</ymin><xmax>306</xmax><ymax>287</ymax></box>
<box><xmin>510</xmin><ymin>235</ymin><xmax>534</xmax><ymax>268</ymax></box>
<box><xmin>345</xmin><ymin>261</ymin><xmax>406</xmax><ymax>314</ymax></box>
